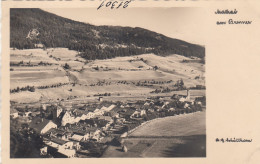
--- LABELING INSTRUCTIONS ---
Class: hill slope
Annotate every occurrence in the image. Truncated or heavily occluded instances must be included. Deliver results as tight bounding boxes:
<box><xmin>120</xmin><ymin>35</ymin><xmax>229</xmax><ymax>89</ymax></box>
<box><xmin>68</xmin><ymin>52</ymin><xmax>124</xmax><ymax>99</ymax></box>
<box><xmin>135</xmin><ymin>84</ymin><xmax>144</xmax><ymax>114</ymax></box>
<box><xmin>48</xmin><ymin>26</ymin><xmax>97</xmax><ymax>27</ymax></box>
<box><xmin>10</xmin><ymin>8</ymin><xmax>205</xmax><ymax>60</ymax></box>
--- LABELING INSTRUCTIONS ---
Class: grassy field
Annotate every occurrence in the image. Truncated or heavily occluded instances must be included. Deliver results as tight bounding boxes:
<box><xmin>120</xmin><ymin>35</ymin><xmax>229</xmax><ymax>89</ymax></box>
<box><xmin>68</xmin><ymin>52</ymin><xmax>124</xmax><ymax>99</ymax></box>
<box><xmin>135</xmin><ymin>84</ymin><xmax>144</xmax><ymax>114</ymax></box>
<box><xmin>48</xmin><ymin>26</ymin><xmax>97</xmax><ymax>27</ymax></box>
<box><xmin>102</xmin><ymin>110</ymin><xmax>206</xmax><ymax>157</ymax></box>
<box><xmin>77</xmin><ymin>70</ymin><xmax>166</xmax><ymax>83</ymax></box>
<box><xmin>11</xmin><ymin>70</ymin><xmax>69</xmax><ymax>89</ymax></box>
<box><xmin>103</xmin><ymin>135</ymin><xmax>206</xmax><ymax>157</ymax></box>
<box><xmin>129</xmin><ymin>110</ymin><xmax>206</xmax><ymax>137</ymax></box>
<box><xmin>81</xmin><ymin>53</ymin><xmax>205</xmax><ymax>86</ymax></box>
<box><xmin>10</xmin><ymin>48</ymin><xmax>205</xmax><ymax>104</ymax></box>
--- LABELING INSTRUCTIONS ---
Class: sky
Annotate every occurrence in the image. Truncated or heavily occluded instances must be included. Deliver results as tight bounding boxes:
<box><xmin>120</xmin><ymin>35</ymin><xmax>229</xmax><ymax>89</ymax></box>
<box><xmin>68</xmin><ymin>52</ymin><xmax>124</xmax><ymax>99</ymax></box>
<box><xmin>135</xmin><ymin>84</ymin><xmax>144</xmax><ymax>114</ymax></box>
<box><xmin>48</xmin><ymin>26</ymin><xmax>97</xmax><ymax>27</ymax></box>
<box><xmin>43</xmin><ymin>8</ymin><xmax>206</xmax><ymax>45</ymax></box>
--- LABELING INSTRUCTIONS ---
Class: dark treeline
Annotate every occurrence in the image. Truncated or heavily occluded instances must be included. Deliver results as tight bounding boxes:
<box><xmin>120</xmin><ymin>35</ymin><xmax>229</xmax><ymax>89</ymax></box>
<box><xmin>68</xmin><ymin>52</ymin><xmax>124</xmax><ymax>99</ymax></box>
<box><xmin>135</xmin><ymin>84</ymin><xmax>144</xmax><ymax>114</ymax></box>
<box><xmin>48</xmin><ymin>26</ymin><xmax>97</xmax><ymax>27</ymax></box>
<box><xmin>10</xmin><ymin>9</ymin><xmax>205</xmax><ymax>60</ymax></box>
<box><xmin>10</xmin><ymin>60</ymin><xmax>55</xmax><ymax>67</ymax></box>
<box><xmin>10</xmin><ymin>83</ymin><xmax>70</xmax><ymax>93</ymax></box>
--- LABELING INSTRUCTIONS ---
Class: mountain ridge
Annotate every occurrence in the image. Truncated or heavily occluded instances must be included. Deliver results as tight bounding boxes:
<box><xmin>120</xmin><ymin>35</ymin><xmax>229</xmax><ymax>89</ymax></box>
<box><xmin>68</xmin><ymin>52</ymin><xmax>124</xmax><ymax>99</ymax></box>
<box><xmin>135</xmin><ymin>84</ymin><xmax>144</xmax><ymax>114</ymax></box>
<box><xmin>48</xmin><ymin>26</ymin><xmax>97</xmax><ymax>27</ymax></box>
<box><xmin>10</xmin><ymin>8</ymin><xmax>205</xmax><ymax>60</ymax></box>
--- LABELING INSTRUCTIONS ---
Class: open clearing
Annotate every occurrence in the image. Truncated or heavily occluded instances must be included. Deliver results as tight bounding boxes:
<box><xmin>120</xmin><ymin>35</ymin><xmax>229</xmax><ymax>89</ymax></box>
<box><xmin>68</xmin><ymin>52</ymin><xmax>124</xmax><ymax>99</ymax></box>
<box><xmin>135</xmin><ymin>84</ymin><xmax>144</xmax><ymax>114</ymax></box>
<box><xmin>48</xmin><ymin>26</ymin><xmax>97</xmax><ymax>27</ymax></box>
<box><xmin>102</xmin><ymin>110</ymin><xmax>206</xmax><ymax>157</ymax></box>
<box><xmin>76</xmin><ymin>70</ymin><xmax>166</xmax><ymax>83</ymax></box>
<box><xmin>82</xmin><ymin>53</ymin><xmax>205</xmax><ymax>86</ymax></box>
<box><xmin>11</xmin><ymin>70</ymin><xmax>69</xmax><ymax>89</ymax></box>
<box><xmin>129</xmin><ymin>110</ymin><xmax>206</xmax><ymax>137</ymax></box>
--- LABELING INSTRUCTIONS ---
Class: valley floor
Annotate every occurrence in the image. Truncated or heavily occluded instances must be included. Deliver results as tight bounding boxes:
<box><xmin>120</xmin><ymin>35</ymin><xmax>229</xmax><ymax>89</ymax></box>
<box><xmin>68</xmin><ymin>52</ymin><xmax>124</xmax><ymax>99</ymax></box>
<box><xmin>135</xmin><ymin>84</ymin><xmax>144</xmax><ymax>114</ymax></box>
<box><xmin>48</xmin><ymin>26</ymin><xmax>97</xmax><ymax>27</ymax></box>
<box><xmin>10</xmin><ymin>48</ymin><xmax>206</xmax><ymax>158</ymax></box>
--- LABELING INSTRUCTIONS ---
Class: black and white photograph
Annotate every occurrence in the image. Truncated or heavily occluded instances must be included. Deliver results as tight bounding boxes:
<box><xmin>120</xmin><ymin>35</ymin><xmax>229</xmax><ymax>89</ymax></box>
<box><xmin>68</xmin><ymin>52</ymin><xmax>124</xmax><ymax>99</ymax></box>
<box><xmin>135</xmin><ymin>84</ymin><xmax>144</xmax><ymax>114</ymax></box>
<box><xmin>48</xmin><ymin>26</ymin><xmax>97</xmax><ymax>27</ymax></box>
<box><xmin>9</xmin><ymin>8</ymin><xmax>206</xmax><ymax>158</ymax></box>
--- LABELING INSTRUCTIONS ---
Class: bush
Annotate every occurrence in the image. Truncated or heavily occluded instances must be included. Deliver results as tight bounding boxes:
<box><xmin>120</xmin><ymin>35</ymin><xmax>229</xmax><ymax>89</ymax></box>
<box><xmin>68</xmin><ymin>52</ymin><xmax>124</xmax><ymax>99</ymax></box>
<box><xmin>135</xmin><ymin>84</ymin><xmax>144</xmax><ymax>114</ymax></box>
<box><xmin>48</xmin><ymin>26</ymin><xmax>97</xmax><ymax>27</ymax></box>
<box><xmin>63</xmin><ymin>63</ymin><xmax>70</xmax><ymax>69</ymax></box>
<box><xmin>28</xmin><ymin>86</ymin><xmax>35</xmax><ymax>92</ymax></box>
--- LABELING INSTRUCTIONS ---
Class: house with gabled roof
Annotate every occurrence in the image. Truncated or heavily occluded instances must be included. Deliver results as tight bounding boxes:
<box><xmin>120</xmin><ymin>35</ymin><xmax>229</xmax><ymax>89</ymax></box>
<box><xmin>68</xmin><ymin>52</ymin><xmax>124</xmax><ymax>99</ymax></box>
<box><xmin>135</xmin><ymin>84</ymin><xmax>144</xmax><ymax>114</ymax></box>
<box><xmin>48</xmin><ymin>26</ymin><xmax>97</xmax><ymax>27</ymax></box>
<box><xmin>101</xmin><ymin>104</ymin><xmax>116</xmax><ymax>112</ymax></box>
<box><xmin>95</xmin><ymin>115</ymin><xmax>113</xmax><ymax>123</ymax></box>
<box><xmin>46</xmin><ymin>128</ymin><xmax>70</xmax><ymax>140</ymax></box>
<box><xmin>57</xmin><ymin>148</ymin><xmax>76</xmax><ymax>158</ymax></box>
<box><xmin>130</xmin><ymin>110</ymin><xmax>146</xmax><ymax>118</ymax></box>
<box><xmin>29</xmin><ymin>117</ymin><xmax>57</xmax><ymax>134</ymax></box>
<box><xmin>105</xmin><ymin>110</ymin><xmax>119</xmax><ymax>118</ymax></box>
<box><xmin>172</xmin><ymin>89</ymin><xmax>191</xmax><ymax>102</ymax></box>
<box><xmin>11</xmin><ymin>112</ymin><xmax>19</xmax><ymax>118</ymax></box>
<box><xmin>44</xmin><ymin>137</ymin><xmax>76</xmax><ymax>158</ymax></box>
<box><xmin>93</xmin><ymin>108</ymin><xmax>104</xmax><ymax>116</ymax></box>
<box><xmin>70</xmin><ymin>134</ymin><xmax>84</xmax><ymax>142</ymax></box>
<box><xmin>61</xmin><ymin>111</ymin><xmax>75</xmax><ymax>126</ymax></box>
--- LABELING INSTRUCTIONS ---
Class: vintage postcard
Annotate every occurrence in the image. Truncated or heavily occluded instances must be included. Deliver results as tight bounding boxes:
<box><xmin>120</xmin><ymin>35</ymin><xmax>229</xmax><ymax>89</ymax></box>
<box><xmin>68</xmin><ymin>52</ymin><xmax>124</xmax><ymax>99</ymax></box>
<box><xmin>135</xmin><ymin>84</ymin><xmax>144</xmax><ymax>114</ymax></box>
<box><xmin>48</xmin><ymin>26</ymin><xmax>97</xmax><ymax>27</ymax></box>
<box><xmin>1</xmin><ymin>0</ymin><xmax>260</xmax><ymax>163</ymax></box>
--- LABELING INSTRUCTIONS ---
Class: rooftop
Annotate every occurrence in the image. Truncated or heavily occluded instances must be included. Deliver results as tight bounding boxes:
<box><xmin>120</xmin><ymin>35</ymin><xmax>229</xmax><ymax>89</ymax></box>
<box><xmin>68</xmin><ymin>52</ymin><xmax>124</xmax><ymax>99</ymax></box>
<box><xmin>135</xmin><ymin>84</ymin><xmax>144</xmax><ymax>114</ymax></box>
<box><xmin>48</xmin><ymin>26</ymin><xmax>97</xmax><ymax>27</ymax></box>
<box><xmin>50</xmin><ymin>137</ymin><xmax>67</xmax><ymax>145</ymax></box>
<box><xmin>29</xmin><ymin>117</ymin><xmax>54</xmax><ymax>133</ymax></box>
<box><xmin>71</xmin><ymin>134</ymin><xmax>84</xmax><ymax>141</ymax></box>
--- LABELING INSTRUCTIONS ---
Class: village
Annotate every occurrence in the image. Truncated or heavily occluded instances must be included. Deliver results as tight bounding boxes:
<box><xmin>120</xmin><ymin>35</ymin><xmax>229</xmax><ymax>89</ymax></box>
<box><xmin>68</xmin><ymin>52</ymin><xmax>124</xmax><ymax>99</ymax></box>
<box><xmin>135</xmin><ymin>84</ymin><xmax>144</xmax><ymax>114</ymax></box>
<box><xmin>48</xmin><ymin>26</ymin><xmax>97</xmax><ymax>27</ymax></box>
<box><xmin>10</xmin><ymin>88</ymin><xmax>206</xmax><ymax>158</ymax></box>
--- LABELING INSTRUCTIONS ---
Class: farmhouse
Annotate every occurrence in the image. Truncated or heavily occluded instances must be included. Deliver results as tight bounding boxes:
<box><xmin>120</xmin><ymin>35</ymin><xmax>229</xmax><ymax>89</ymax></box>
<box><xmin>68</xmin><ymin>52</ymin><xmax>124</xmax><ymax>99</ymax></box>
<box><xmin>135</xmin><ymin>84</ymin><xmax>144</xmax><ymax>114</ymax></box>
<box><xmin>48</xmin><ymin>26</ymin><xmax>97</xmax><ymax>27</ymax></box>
<box><xmin>105</xmin><ymin>110</ymin><xmax>119</xmax><ymax>118</ymax></box>
<box><xmin>172</xmin><ymin>89</ymin><xmax>191</xmax><ymax>102</ymax></box>
<box><xmin>73</xmin><ymin>109</ymin><xmax>95</xmax><ymax>120</ymax></box>
<box><xmin>119</xmin><ymin>108</ymin><xmax>136</xmax><ymax>118</ymax></box>
<box><xmin>85</xmin><ymin>128</ymin><xmax>102</xmax><ymax>141</ymax></box>
<box><xmin>34</xmin><ymin>43</ymin><xmax>44</xmax><ymax>48</ymax></box>
<box><xmin>71</xmin><ymin>134</ymin><xmax>84</xmax><ymax>142</ymax></box>
<box><xmin>40</xmin><ymin>146</ymin><xmax>48</xmax><ymax>156</ymax></box>
<box><xmin>45</xmin><ymin>137</ymin><xmax>76</xmax><ymax>157</ymax></box>
<box><xmin>168</xmin><ymin>108</ymin><xmax>176</xmax><ymax>111</ymax></box>
<box><xmin>24</xmin><ymin>111</ymin><xmax>32</xmax><ymax>117</ymax></box>
<box><xmin>184</xmin><ymin>103</ymin><xmax>190</xmax><ymax>109</ymax></box>
<box><xmin>93</xmin><ymin>108</ymin><xmax>105</xmax><ymax>116</ymax></box>
<box><xmin>98</xmin><ymin>97</ymin><xmax>103</xmax><ymax>102</ymax></box>
<box><xmin>116</xmin><ymin>118</ymin><xmax>126</xmax><ymax>124</ymax></box>
<box><xmin>86</xmin><ymin>112</ymin><xmax>95</xmax><ymax>119</ymax></box>
<box><xmin>147</xmin><ymin>109</ymin><xmax>155</xmax><ymax>113</ymax></box>
<box><xmin>131</xmin><ymin>110</ymin><xmax>146</xmax><ymax>118</ymax></box>
<box><xmin>30</xmin><ymin>117</ymin><xmax>57</xmax><ymax>134</ymax></box>
<box><xmin>11</xmin><ymin>112</ymin><xmax>19</xmax><ymax>118</ymax></box>
<box><xmin>45</xmin><ymin>137</ymin><xmax>73</xmax><ymax>149</ymax></box>
<box><xmin>47</xmin><ymin>128</ymin><xmax>71</xmax><ymax>140</ymax></box>
<box><xmin>101</xmin><ymin>104</ymin><xmax>116</xmax><ymax>112</ymax></box>
<box><xmin>61</xmin><ymin>111</ymin><xmax>75</xmax><ymax>126</ymax></box>
<box><xmin>95</xmin><ymin>115</ymin><xmax>113</xmax><ymax>123</ymax></box>
<box><xmin>41</xmin><ymin>104</ymin><xmax>48</xmax><ymax>111</ymax></box>
<box><xmin>72</xmin><ymin>141</ymin><xmax>81</xmax><ymax>150</ymax></box>
<box><xmin>72</xmin><ymin>131</ymin><xmax>91</xmax><ymax>141</ymax></box>
<box><xmin>57</xmin><ymin>148</ymin><xmax>76</xmax><ymax>158</ymax></box>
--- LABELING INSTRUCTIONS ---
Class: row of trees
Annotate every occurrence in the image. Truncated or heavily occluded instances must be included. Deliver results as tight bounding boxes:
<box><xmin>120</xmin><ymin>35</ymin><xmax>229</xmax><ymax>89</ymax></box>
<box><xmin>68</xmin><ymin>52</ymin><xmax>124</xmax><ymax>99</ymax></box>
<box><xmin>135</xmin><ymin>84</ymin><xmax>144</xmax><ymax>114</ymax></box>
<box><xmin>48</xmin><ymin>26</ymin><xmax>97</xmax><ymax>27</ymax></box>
<box><xmin>10</xmin><ymin>83</ymin><xmax>70</xmax><ymax>93</ymax></box>
<box><xmin>38</xmin><ymin>83</ymin><xmax>69</xmax><ymax>89</ymax></box>
<box><xmin>10</xmin><ymin>86</ymin><xmax>35</xmax><ymax>93</ymax></box>
<box><xmin>10</xmin><ymin>61</ymin><xmax>54</xmax><ymax>67</ymax></box>
<box><xmin>93</xmin><ymin>93</ymin><xmax>111</xmax><ymax>97</ymax></box>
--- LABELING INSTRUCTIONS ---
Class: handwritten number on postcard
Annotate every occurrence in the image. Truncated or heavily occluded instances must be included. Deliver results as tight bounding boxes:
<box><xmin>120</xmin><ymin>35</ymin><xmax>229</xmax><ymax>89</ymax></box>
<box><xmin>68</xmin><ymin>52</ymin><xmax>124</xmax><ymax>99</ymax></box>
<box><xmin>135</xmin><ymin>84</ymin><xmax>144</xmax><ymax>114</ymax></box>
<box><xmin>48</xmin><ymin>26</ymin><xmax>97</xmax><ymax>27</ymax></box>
<box><xmin>97</xmin><ymin>0</ymin><xmax>132</xmax><ymax>10</ymax></box>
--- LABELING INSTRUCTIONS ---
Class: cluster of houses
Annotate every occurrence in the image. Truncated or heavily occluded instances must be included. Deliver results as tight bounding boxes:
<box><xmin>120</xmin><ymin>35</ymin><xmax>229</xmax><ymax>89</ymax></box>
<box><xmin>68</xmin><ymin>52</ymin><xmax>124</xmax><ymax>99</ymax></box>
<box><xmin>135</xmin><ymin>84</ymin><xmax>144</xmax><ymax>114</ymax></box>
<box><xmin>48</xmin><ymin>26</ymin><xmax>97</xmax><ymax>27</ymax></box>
<box><xmin>10</xmin><ymin>89</ymin><xmax>204</xmax><ymax>158</ymax></box>
<box><xmin>23</xmin><ymin>103</ymin><xmax>116</xmax><ymax>157</ymax></box>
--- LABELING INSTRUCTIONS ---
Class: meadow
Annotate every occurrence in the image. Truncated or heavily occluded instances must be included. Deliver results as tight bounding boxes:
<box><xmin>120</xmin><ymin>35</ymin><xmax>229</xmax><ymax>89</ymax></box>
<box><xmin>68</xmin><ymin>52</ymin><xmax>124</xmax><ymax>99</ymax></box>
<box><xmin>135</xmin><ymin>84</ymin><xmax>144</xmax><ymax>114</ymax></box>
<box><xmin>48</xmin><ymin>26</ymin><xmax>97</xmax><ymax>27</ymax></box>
<box><xmin>10</xmin><ymin>48</ymin><xmax>205</xmax><ymax>104</ymax></box>
<box><xmin>102</xmin><ymin>110</ymin><xmax>206</xmax><ymax>157</ymax></box>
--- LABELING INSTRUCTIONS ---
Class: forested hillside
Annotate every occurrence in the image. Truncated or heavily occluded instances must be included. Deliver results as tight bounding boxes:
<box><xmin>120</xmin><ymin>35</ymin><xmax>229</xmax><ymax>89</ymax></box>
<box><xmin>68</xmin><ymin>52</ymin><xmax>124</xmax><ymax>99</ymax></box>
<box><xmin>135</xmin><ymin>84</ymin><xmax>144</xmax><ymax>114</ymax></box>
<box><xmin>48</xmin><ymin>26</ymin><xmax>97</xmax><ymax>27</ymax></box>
<box><xmin>10</xmin><ymin>8</ymin><xmax>205</xmax><ymax>60</ymax></box>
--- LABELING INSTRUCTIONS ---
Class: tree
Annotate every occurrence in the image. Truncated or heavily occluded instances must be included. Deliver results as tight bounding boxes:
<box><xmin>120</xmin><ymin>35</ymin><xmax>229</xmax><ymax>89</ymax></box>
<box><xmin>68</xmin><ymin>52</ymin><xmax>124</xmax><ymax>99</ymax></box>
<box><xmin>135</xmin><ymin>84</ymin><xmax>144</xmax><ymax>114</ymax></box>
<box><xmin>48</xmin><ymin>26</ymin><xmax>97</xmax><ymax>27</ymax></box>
<box><xmin>63</xmin><ymin>63</ymin><xmax>70</xmax><ymax>69</ymax></box>
<box><xmin>28</xmin><ymin>86</ymin><xmax>35</xmax><ymax>92</ymax></box>
<box><xmin>153</xmin><ymin>65</ymin><xmax>159</xmax><ymax>71</ymax></box>
<box><xmin>179</xmin><ymin>79</ymin><xmax>184</xmax><ymax>87</ymax></box>
<box><xmin>10</xmin><ymin>127</ymin><xmax>44</xmax><ymax>158</ymax></box>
